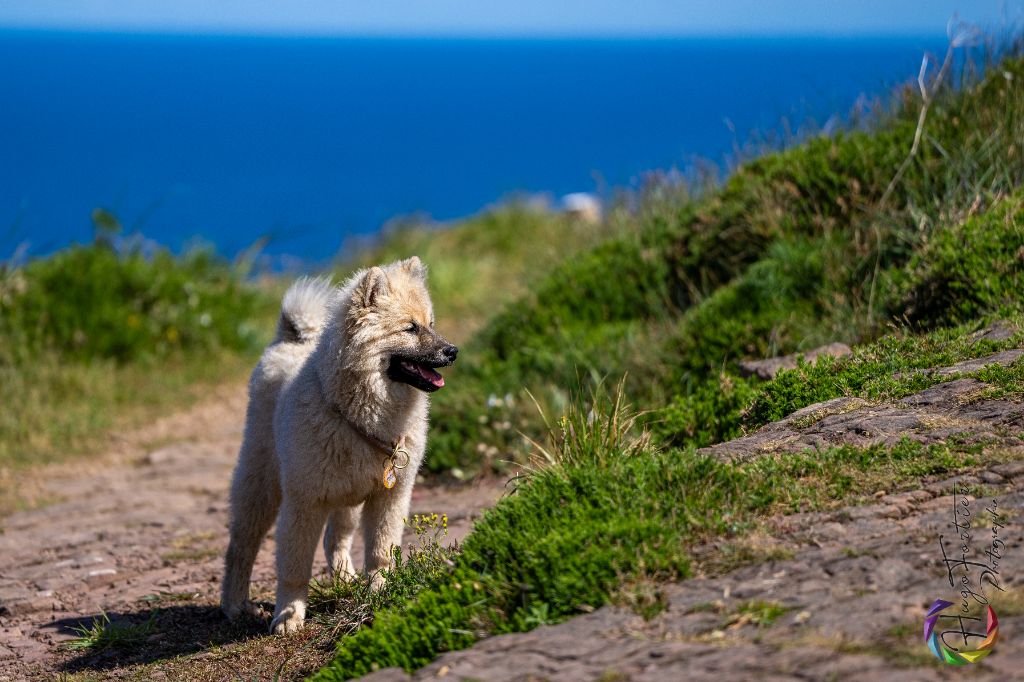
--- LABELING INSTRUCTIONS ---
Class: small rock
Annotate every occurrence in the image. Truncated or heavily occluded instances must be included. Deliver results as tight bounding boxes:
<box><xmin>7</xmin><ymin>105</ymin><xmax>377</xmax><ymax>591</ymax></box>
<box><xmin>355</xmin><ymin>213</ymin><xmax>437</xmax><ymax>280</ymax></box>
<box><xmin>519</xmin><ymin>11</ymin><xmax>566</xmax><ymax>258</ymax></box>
<box><xmin>879</xmin><ymin>505</ymin><xmax>903</xmax><ymax>519</ymax></box>
<box><xmin>934</xmin><ymin>349</ymin><xmax>1024</xmax><ymax>377</ymax></box>
<box><xmin>970</xmin><ymin>320</ymin><xmax>1017</xmax><ymax>342</ymax></box>
<box><xmin>739</xmin><ymin>343</ymin><xmax>853</xmax><ymax>381</ymax></box>
<box><xmin>819</xmin><ymin>522</ymin><xmax>847</xmax><ymax>536</ymax></box>
<box><xmin>87</xmin><ymin>568</ymin><xmax>117</xmax><ymax>578</ymax></box>
<box><xmin>898</xmin><ymin>378</ymin><xmax>988</xmax><ymax>406</ymax></box>
<box><xmin>55</xmin><ymin>555</ymin><xmax>105</xmax><ymax>570</ymax></box>
<box><xmin>84</xmin><ymin>568</ymin><xmax>119</xmax><ymax>587</ymax></box>
<box><xmin>785</xmin><ymin>396</ymin><xmax>870</xmax><ymax>426</ymax></box>
<box><xmin>560</xmin><ymin>193</ymin><xmax>602</xmax><ymax>224</ymax></box>
<box><xmin>979</xmin><ymin>470</ymin><xmax>1005</xmax><ymax>484</ymax></box>
<box><xmin>357</xmin><ymin>668</ymin><xmax>413</xmax><ymax>682</ymax></box>
<box><xmin>846</xmin><ymin>506</ymin><xmax>884</xmax><ymax>521</ymax></box>
<box><xmin>925</xmin><ymin>474</ymin><xmax>982</xmax><ymax>496</ymax></box>
<box><xmin>0</xmin><ymin>592</ymin><xmax>57</xmax><ymax>616</ymax></box>
<box><xmin>991</xmin><ymin>461</ymin><xmax>1024</xmax><ymax>478</ymax></box>
<box><xmin>144</xmin><ymin>447</ymin><xmax>177</xmax><ymax>465</ymax></box>
<box><xmin>33</xmin><ymin>578</ymin><xmax>73</xmax><ymax>592</ymax></box>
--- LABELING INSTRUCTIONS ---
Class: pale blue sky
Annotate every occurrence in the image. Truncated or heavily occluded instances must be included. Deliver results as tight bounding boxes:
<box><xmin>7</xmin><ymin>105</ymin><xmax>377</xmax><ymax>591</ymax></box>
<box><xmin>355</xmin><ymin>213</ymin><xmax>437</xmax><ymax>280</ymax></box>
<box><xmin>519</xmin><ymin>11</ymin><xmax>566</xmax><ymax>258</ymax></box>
<box><xmin>0</xmin><ymin>0</ymin><xmax>1021</xmax><ymax>37</ymax></box>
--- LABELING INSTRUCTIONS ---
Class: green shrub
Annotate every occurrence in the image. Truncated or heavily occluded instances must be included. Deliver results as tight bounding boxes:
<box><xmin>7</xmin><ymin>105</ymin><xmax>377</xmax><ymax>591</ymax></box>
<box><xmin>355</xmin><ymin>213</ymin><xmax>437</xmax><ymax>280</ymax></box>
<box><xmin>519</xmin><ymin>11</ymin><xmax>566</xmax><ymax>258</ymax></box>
<box><xmin>313</xmin><ymin>48</ymin><xmax>1024</xmax><ymax>679</ymax></box>
<box><xmin>0</xmin><ymin>243</ymin><xmax>268</xmax><ymax>364</ymax></box>
<box><xmin>0</xmin><ymin>241</ymin><xmax>276</xmax><ymax>469</ymax></box>
<box><xmin>651</xmin><ymin>236</ymin><xmax>835</xmax><ymax>388</ymax></box>
<box><xmin>899</xmin><ymin>191</ymin><xmax>1024</xmax><ymax>326</ymax></box>
<box><xmin>650</xmin><ymin>373</ymin><xmax>757</xmax><ymax>448</ymax></box>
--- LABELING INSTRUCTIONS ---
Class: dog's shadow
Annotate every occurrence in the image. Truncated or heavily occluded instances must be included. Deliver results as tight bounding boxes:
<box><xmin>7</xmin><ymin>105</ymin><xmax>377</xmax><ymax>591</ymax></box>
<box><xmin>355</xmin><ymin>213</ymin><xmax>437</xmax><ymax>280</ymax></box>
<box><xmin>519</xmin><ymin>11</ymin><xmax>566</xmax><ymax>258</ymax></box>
<box><xmin>47</xmin><ymin>601</ymin><xmax>292</xmax><ymax>674</ymax></box>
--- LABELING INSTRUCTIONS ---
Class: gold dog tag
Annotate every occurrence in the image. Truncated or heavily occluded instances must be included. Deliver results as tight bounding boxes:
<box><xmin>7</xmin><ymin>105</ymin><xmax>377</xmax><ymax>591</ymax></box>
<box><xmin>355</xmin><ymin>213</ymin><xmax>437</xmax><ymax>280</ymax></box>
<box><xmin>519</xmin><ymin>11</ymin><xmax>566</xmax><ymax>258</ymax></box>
<box><xmin>383</xmin><ymin>462</ymin><xmax>397</xmax><ymax>489</ymax></box>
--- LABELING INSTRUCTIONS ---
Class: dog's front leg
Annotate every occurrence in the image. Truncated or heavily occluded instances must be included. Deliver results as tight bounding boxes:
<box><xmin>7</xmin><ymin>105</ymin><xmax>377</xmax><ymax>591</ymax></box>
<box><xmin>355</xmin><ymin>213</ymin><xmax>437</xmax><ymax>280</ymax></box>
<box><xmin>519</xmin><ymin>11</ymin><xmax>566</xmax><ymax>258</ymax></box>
<box><xmin>362</xmin><ymin>485</ymin><xmax>412</xmax><ymax>590</ymax></box>
<box><xmin>324</xmin><ymin>503</ymin><xmax>362</xmax><ymax>579</ymax></box>
<box><xmin>271</xmin><ymin>497</ymin><xmax>326</xmax><ymax>634</ymax></box>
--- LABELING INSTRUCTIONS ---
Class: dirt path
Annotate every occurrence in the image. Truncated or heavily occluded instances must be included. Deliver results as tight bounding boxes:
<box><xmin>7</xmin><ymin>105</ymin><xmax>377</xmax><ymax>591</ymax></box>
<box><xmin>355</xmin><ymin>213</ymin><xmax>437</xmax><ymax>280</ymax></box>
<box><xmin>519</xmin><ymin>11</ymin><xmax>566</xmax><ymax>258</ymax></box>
<box><xmin>0</xmin><ymin>385</ymin><xmax>505</xmax><ymax>680</ymax></box>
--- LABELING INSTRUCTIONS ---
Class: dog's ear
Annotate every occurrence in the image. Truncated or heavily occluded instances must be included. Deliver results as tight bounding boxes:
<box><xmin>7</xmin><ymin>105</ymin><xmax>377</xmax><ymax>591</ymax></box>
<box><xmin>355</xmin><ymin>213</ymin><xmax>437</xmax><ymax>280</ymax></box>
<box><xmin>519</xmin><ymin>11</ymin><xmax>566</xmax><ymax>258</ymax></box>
<box><xmin>355</xmin><ymin>267</ymin><xmax>390</xmax><ymax>309</ymax></box>
<box><xmin>400</xmin><ymin>256</ymin><xmax>427</xmax><ymax>281</ymax></box>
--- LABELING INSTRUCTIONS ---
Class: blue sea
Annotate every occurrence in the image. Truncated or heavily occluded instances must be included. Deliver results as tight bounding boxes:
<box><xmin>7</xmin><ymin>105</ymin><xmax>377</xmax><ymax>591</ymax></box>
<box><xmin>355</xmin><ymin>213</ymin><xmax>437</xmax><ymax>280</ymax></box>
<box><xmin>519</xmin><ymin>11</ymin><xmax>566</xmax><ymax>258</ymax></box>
<box><xmin>0</xmin><ymin>31</ymin><xmax>944</xmax><ymax>266</ymax></box>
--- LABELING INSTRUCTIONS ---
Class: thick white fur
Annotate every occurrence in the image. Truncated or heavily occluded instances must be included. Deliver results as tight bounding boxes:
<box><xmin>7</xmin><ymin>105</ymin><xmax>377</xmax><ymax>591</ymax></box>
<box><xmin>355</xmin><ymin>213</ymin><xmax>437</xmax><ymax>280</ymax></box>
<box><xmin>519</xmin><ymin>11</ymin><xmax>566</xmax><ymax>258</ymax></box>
<box><xmin>221</xmin><ymin>257</ymin><xmax>441</xmax><ymax>634</ymax></box>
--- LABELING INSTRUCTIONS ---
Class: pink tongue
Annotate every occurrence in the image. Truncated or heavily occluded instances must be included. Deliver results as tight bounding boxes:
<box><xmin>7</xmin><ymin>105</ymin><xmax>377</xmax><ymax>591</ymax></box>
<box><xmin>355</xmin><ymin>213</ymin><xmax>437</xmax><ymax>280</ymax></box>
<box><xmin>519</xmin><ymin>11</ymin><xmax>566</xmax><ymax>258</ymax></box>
<box><xmin>416</xmin><ymin>364</ymin><xmax>444</xmax><ymax>387</ymax></box>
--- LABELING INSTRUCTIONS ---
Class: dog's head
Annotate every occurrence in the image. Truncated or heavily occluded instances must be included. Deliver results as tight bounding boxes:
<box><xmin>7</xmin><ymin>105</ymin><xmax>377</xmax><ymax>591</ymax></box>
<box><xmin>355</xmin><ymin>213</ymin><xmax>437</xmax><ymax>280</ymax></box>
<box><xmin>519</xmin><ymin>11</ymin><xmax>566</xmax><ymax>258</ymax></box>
<box><xmin>347</xmin><ymin>257</ymin><xmax>457</xmax><ymax>393</ymax></box>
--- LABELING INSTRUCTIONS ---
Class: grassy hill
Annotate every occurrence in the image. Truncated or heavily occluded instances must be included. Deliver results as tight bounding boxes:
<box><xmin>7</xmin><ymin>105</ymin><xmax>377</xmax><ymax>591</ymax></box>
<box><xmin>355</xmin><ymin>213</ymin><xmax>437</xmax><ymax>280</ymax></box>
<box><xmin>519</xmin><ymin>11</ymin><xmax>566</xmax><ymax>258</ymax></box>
<box><xmin>310</xmin><ymin>48</ymin><xmax>1024</xmax><ymax>678</ymax></box>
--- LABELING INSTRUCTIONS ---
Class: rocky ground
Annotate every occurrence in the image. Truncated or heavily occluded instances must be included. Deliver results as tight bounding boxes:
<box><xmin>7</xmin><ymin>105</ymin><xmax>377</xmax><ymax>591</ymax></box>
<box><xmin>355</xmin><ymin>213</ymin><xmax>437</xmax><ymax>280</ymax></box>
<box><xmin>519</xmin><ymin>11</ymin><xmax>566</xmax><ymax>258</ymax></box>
<box><xmin>363</xmin><ymin>463</ymin><xmax>1024</xmax><ymax>682</ymax></box>
<box><xmin>0</xmin><ymin>385</ymin><xmax>504</xmax><ymax>680</ymax></box>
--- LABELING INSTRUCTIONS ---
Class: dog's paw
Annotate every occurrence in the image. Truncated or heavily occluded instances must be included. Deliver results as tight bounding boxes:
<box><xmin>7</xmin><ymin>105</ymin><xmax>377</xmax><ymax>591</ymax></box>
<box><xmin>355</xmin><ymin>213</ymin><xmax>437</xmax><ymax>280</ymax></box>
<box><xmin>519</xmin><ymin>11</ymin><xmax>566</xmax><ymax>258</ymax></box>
<box><xmin>223</xmin><ymin>599</ymin><xmax>265</xmax><ymax>622</ymax></box>
<box><xmin>270</xmin><ymin>607</ymin><xmax>306</xmax><ymax>635</ymax></box>
<box><xmin>328</xmin><ymin>554</ymin><xmax>357</xmax><ymax>581</ymax></box>
<box><xmin>243</xmin><ymin>600</ymin><xmax>266</xmax><ymax>619</ymax></box>
<box><xmin>369</xmin><ymin>571</ymin><xmax>387</xmax><ymax>592</ymax></box>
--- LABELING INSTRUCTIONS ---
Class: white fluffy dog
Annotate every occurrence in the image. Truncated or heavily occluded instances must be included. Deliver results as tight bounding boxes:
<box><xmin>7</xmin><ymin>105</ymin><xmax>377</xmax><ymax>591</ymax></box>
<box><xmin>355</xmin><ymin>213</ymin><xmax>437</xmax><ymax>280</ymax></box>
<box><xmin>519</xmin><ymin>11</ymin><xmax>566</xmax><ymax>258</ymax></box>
<box><xmin>221</xmin><ymin>257</ymin><xmax>457</xmax><ymax>634</ymax></box>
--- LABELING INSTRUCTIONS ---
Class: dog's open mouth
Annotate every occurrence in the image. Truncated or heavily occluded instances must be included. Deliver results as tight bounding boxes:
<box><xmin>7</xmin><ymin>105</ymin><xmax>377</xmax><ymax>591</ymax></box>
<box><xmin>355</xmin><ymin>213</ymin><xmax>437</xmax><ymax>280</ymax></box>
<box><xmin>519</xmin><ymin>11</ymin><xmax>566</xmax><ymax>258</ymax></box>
<box><xmin>387</xmin><ymin>355</ymin><xmax>448</xmax><ymax>392</ymax></box>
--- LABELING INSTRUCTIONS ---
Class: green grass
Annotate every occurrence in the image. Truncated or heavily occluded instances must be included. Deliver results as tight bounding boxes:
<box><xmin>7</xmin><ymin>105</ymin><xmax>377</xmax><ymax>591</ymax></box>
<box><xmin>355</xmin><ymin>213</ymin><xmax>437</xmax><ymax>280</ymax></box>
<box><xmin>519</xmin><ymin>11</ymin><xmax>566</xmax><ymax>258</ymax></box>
<box><xmin>723</xmin><ymin>600</ymin><xmax>791</xmax><ymax>629</ymax></box>
<box><xmin>430</xmin><ymin>186</ymin><xmax>1024</xmax><ymax>472</ymax></box>
<box><xmin>649</xmin><ymin>309</ymin><xmax>1024</xmax><ymax>455</ymax></box>
<box><xmin>898</xmin><ymin>190</ymin><xmax>1024</xmax><ymax>326</ymax></box>
<box><xmin>0</xmin><ymin>348</ymin><xmax>256</xmax><ymax>470</ymax></box>
<box><xmin>64</xmin><ymin>611</ymin><xmax>157</xmax><ymax>652</ymax></box>
<box><xmin>308</xmin><ymin>514</ymin><xmax>457</xmax><ymax>638</ymax></box>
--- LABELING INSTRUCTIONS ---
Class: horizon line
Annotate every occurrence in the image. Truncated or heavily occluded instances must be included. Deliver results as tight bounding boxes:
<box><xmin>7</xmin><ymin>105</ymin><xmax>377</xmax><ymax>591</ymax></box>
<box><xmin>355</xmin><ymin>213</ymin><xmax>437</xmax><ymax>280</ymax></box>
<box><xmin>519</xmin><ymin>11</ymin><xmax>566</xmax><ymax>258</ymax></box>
<box><xmin>0</xmin><ymin>23</ymin><xmax>961</xmax><ymax>42</ymax></box>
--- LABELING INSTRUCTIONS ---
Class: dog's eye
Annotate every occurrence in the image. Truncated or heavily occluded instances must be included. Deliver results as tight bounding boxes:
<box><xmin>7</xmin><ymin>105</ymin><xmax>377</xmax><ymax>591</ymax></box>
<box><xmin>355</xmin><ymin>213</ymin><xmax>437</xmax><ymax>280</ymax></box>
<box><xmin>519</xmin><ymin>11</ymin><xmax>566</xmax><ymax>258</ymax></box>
<box><xmin>406</xmin><ymin>322</ymin><xmax>419</xmax><ymax>334</ymax></box>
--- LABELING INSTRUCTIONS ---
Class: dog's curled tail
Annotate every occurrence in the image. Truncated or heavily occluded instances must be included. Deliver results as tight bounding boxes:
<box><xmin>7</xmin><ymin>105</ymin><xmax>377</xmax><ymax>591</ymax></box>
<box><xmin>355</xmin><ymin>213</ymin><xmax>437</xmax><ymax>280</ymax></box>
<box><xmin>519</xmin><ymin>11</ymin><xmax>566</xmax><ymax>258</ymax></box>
<box><xmin>276</xmin><ymin>276</ymin><xmax>336</xmax><ymax>343</ymax></box>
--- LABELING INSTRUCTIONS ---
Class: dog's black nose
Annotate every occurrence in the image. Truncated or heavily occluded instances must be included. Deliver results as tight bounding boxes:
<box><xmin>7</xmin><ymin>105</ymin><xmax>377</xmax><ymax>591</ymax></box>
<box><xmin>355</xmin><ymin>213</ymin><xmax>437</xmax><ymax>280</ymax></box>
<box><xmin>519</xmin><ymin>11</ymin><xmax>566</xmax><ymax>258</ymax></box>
<box><xmin>443</xmin><ymin>344</ymin><xmax>459</xmax><ymax>362</ymax></box>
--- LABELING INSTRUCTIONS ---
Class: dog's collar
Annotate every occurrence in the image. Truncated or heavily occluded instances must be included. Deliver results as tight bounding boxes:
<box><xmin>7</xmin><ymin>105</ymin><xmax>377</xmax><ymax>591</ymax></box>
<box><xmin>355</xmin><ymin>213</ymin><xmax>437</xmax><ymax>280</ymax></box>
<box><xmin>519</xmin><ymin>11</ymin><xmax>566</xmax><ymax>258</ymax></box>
<box><xmin>316</xmin><ymin>373</ymin><xmax>412</xmax><ymax>476</ymax></box>
<box><xmin>339</xmin><ymin>407</ymin><xmax>396</xmax><ymax>455</ymax></box>
<box><xmin>316</xmin><ymin>373</ymin><xmax>395</xmax><ymax>453</ymax></box>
